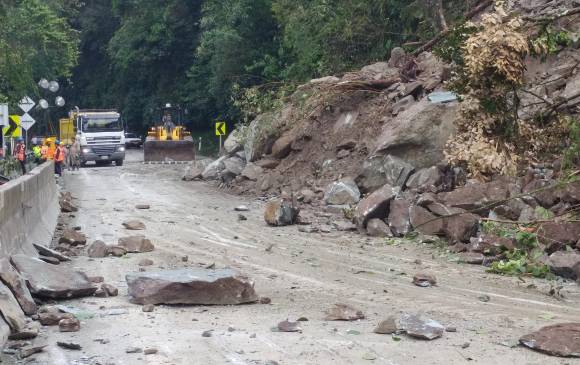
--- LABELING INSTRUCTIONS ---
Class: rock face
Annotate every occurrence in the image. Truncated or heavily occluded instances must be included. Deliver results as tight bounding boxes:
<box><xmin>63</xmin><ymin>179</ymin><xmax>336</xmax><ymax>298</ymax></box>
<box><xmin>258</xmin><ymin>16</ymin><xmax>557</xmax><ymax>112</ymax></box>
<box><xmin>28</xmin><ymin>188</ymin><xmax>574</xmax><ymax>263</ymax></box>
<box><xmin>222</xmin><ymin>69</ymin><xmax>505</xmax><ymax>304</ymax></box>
<box><xmin>11</xmin><ymin>255</ymin><xmax>96</xmax><ymax>299</ymax></box>
<box><xmin>547</xmin><ymin>252</ymin><xmax>580</xmax><ymax>280</ymax></box>
<box><xmin>354</xmin><ymin>184</ymin><xmax>400</xmax><ymax>229</ymax></box>
<box><xmin>323</xmin><ymin>178</ymin><xmax>360</xmax><ymax>205</ymax></box>
<box><xmin>356</xmin><ymin>155</ymin><xmax>414</xmax><ymax>193</ymax></box>
<box><xmin>264</xmin><ymin>199</ymin><xmax>299</xmax><ymax>226</ymax></box>
<box><xmin>118</xmin><ymin>236</ymin><xmax>155</xmax><ymax>253</ymax></box>
<box><xmin>125</xmin><ymin>269</ymin><xmax>259</xmax><ymax>305</ymax></box>
<box><xmin>0</xmin><ymin>281</ymin><xmax>27</xmax><ymax>332</ymax></box>
<box><xmin>520</xmin><ymin>323</ymin><xmax>580</xmax><ymax>358</ymax></box>
<box><xmin>87</xmin><ymin>241</ymin><xmax>109</xmax><ymax>258</ymax></box>
<box><xmin>0</xmin><ymin>259</ymin><xmax>37</xmax><ymax>315</ymax></box>
<box><xmin>373</xmin><ymin>99</ymin><xmax>458</xmax><ymax>169</ymax></box>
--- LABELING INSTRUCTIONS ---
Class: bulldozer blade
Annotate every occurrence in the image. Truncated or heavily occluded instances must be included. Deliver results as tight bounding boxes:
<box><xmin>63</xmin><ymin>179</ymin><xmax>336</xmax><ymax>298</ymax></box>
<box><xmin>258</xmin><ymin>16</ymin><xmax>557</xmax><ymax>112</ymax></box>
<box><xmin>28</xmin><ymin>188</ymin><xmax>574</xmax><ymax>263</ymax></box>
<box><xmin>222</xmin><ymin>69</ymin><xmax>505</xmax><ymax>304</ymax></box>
<box><xmin>144</xmin><ymin>137</ymin><xmax>196</xmax><ymax>162</ymax></box>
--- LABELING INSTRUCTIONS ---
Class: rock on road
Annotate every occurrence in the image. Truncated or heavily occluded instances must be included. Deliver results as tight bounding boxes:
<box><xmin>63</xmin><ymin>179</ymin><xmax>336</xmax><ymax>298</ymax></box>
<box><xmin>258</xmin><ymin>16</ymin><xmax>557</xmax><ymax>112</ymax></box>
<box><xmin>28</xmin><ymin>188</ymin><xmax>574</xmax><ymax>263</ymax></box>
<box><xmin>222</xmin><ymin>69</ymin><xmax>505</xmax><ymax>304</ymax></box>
<box><xmin>29</xmin><ymin>150</ymin><xmax>580</xmax><ymax>364</ymax></box>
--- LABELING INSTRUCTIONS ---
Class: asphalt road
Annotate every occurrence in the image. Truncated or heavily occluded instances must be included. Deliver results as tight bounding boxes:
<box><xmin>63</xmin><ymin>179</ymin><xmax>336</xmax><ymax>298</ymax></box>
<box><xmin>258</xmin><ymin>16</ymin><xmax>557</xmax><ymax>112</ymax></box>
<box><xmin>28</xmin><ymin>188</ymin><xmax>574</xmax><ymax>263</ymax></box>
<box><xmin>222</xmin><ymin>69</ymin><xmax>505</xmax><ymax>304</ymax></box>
<box><xmin>26</xmin><ymin>149</ymin><xmax>580</xmax><ymax>365</ymax></box>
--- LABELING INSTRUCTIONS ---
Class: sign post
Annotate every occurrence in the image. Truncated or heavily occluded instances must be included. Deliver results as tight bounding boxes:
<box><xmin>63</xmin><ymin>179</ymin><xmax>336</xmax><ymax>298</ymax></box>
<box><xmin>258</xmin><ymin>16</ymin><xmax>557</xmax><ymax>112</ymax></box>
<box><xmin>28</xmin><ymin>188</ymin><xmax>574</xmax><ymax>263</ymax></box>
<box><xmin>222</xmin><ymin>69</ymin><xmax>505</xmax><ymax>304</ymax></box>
<box><xmin>18</xmin><ymin>96</ymin><xmax>36</xmax><ymax>147</ymax></box>
<box><xmin>0</xmin><ymin>104</ymin><xmax>7</xmax><ymax>157</ymax></box>
<box><xmin>215</xmin><ymin>121</ymin><xmax>226</xmax><ymax>155</ymax></box>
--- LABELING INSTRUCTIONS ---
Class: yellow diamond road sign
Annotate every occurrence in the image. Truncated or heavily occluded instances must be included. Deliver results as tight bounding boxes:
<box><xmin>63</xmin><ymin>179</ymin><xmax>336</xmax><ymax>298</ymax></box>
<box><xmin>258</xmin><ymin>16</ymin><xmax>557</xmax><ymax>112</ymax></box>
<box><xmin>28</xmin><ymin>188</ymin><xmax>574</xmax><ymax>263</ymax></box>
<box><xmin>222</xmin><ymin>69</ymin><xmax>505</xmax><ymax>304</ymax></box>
<box><xmin>215</xmin><ymin>121</ymin><xmax>226</xmax><ymax>136</ymax></box>
<box><xmin>3</xmin><ymin>115</ymin><xmax>21</xmax><ymax>138</ymax></box>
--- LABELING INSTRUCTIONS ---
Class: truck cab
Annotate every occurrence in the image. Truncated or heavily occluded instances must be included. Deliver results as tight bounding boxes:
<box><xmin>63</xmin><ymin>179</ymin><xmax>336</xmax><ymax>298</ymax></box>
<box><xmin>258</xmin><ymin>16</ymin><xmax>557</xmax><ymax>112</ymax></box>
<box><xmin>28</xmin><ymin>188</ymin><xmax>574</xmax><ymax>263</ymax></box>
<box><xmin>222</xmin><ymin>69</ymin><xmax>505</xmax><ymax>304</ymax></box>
<box><xmin>74</xmin><ymin>110</ymin><xmax>126</xmax><ymax>166</ymax></box>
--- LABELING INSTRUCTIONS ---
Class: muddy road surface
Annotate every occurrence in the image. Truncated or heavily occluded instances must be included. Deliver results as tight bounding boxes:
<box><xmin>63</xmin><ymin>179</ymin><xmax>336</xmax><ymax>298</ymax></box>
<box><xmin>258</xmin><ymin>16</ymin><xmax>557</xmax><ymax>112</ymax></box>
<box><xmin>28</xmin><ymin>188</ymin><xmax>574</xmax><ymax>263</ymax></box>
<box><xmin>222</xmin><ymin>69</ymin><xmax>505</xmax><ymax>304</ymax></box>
<box><xmin>26</xmin><ymin>150</ymin><xmax>580</xmax><ymax>365</ymax></box>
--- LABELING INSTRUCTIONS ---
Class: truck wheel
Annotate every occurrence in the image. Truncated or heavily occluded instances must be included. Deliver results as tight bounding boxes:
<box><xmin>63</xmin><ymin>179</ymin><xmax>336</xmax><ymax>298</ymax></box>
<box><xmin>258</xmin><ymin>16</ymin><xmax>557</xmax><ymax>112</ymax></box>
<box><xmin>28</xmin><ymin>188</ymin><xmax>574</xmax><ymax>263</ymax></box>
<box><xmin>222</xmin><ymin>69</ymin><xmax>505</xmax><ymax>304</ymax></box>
<box><xmin>116</xmin><ymin>159</ymin><xmax>124</xmax><ymax>166</ymax></box>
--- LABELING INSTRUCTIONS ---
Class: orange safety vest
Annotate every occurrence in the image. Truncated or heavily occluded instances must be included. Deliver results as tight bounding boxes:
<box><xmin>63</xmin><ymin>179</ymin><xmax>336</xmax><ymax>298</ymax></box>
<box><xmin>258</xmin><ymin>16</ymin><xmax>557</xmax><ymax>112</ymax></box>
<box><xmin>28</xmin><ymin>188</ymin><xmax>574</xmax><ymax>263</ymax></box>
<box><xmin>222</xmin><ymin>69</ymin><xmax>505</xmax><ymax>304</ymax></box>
<box><xmin>41</xmin><ymin>145</ymin><xmax>48</xmax><ymax>159</ymax></box>
<box><xmin>55</xmin><ymin>146</ymin><xmax>65</xmax><ymax>162</ymax></box>
<box><xmin>47</xmin><ymin>146</ymin><xmax>55</xmax><ymax>160</ymax></box>
<box><xmin>15</xmin><ymin>144</ymin><xmax>25</xmax><ymax>161</ymax></box>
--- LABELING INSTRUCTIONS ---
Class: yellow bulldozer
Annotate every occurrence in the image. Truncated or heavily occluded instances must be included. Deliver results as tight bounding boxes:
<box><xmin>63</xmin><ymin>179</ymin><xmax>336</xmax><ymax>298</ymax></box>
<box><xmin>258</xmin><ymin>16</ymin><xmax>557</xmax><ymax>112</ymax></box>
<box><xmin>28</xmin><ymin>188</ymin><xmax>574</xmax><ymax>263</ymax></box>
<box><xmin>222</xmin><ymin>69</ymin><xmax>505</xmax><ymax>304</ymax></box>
<box><xmin>144</xmin><ymin>104</ymin><xmax>195</xmax><ymax>162</ymax></box>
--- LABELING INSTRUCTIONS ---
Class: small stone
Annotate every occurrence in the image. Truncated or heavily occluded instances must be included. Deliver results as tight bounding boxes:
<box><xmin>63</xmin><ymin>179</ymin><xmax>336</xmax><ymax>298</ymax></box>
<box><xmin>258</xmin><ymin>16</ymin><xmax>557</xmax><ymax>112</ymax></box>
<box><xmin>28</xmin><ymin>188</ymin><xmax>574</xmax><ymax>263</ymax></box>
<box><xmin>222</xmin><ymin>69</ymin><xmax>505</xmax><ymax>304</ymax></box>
<box><xmin>297</xmin><ymin>317</ymin><xmax>309</xmax><ymax>322</ymax></box>
<box><xmin>234</xmin><ymin>205</ymin><xmax>250</xmax><ymax>212</ymax></box>
<box><xmin>478</xmin><ymin>295</ymin><xmax>491</xmax><ymax>303</ymax></box>
<box><xmin>125</xmin><ymin>346</ymin><xmax>142</xmax><ymax>354</ymax></box>
<box><xmin>228</xmin><ymin>326</ymin><xmax>236</xmax><ymax>332</ymax></box>
<box><xmin>249</xmin><ymin>333</ymin><xmax>257</xmax><ymax>338</ymax></box>
<box><xmin>461</xmin><ymin>342</ymin><xmax>470</xmax><ymax>349</ymax></box>
<box><xmin>142</xmin><ymin>304</ymin><xmax>155</xmax><ymax>313</ymax></box>
<box><xmin>412</xmin><ymin>273</ymin><xmax>437</xmax><ymax>287</ymax></box>
<box><xmin>8</xmin><ymin>322</ymin><xmax>40</xmax><ymax>341</ymax></box>
<box><xmin>87</xmin><ymin>240</ymin><xmax>109</xmax><ymax>258</ymax></box>
<box><xmin>202</xmin><ymin>330</ymin><xmax>213</xmax><ymax>337</ymax></box>
<box><xmin>260</xmin><ymin>297</ymin><xmax>272</xmax><ymax>304</ymax></box>
<box><xmin>324</xmin><ymin>303</ymin><xmax>365</xmax><ymax>321</ymax></box>
<box><xmin>446</xmin><ymin>326</ymin><xmax>457</xmax><ymax>332</ymax></box>
<box><xmin>57</xmin><ymin>341</ymin><xmax>82</xmax><ymax>350</ymax></box>
<box><xmin>181</xmin><ymin>255</ymin><xmax>188</xmax><ymax>262</ymax></box>
<box><xmin>238</xmin><ymin>214</ymin><xmax>247</xmax><ymax>221</ymax></box>
<box><xmin>144</xmin><ymin>348</ymin><xmax>158</xmax><ymax>355</ymax></box>
<box><xmin>277</xmin><ymin>320</ymin><xmax>301</xmax><ymax>332</ymax></box>
<box><xmin>135</xmin><ymin>204</ymin><xmax>150</xmax><ymax>210</ymax></box>
<box><xmin>108</xmin><ymin>245</ymin><xmax>127</xmax><ymax>257</ymax></box>
<box><xmin>59</xmin><ymin>318</ymin><xmax>80</xmax><ymax>332</ymax></box>
<box><xmin>19</xmin><ymin>344</ymin><xmax>46</xmax><ymax>358</ymax></box>
<box><xmin>101</xmin><ymin>283</ymin><xmax>118</xmax><ymax>297</ymax></box>
<box><xmin>374</xmin><ymin>317</ymin><xmax>398</xmax><ymax>334</ymax></box>
<box><xmin>138</xmin><ymin>259</ymin><xmax>154</xmax><ymax>267</ymax></box>
<box><xmin>123</xmin><ymin>220</ymin><xmax>146</xmax><ymax>230</ymax></box>
<box><xmin>39</xmin><ymin>256</ymin><xmax>61</xmax><ymax>265</ymax></box>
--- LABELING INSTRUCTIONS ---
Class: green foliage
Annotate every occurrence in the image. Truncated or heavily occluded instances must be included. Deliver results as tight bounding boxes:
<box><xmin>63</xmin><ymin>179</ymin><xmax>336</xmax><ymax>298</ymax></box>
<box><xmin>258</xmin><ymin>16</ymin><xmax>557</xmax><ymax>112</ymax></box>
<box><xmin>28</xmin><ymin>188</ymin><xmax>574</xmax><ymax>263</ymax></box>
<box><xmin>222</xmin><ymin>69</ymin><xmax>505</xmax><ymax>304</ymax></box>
<box><xmin>530</xmin><ymin>26</ymin><xmax>571</xmax><ymax>58</ymax></box>
<box><xmin>0</xmin><ymin>0</ymin><xmax>78</xmax><ymax>103</ymax></box>
<box><xmin>488</xmin><ymin>249</ymin><xmax>551</xmax><ymax>278</ymax></box>
<box><xmin>433</xmin><ymin>23</ymin><xmax>478</xmax><ymax>66</ymax></box>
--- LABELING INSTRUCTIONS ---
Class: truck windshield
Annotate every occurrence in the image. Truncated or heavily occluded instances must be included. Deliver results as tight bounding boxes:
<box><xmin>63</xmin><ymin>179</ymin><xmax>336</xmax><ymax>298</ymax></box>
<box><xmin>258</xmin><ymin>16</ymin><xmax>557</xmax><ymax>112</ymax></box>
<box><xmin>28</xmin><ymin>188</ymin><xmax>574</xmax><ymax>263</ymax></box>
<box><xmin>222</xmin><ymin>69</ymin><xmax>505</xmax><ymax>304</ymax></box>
<box><xmin>82</xmin><ymin>117</ymin><xmax>122</xmax><ymax>132</ymax></box>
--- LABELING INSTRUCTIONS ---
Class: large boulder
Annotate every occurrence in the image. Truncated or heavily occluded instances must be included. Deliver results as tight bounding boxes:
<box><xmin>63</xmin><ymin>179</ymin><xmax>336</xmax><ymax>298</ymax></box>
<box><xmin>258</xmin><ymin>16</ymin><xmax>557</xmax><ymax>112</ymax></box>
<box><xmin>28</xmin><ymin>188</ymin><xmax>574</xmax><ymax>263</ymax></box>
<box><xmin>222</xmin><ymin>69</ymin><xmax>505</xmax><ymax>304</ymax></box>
<box><xmin>87</xmin><ymin>240</ymin><xmax>109</xmax><ymax>258</ymax></box>
<box><xmin>240</xmin><ymin>163</ymin><xmax>263</xmax><ymax>181</ymax></box>
<box><xmin>183</xmin><ymin>159</ymin><xmax>213</xmax><ymax>181</ymax></box>
<box><xmin>224</xmin><ymin>130</ymin><xmax>243</xmax><ymax>155</ymax></box>
<box><xmin>546</xmin><ymin>252</ymin><xmax>580</xmax><ymax>280</ymax></box>
<box><xmin>520</xmin><ymin>323</ymin><xmax>580</xmax><ymax>358</ymax></box>
<box><xmin>388</xmin><ymin>199</ymin><xmax>412</xmax><ymax>237</ymax></box>
<box><xmin>409</xmin><ymin>206</ymin><xmax>444</xmax><ymax>236</ymax></box>
<box><xmin>373</xmin><ymin>99</ymin><xmax>458</xmax><ymax>169</ymax></box>
<box><xmin>354</xmin><ymin>184</ymin><xmax>400</xmax><ymax>229</ymax></box>
<box><xmin>271</xmin><ymin>132</ymin><xmax>295</xmax><ymax>159</ymax></box>
<box><xmin>406</xmin><ymin>167</ymin><xmax>443</xmax><ymax>192</ymax></box>
<box><xmin>356</xmin><ymin>155</ymin><xmax>414</xmax><ymax>193</ymax></box>
<box><xmin>366</xmin><ymin>219</ymin><xmax>392</xmax><ymax>237</ymax></box>
<box><xmin>0</xmin><ymin>259</ymin><xmax>36</xmax><ymax>316</ymax></box>
<box><xmin>11</xmin><ymin>255</ymin><xmax>96</xmax><ymax>299</ymax></box>
<box><xmin>244</xmin><ymin>108</ymin><xmax>290</xmax><ymax>162</ymax></box>
<box><xmin>438</xmin><ymin>180</ymin><xmax>509</xmax><ymax>213</ymax></box>
<box><xmin>323</xmin><ymin>178</ymin><xmax>361</xmax><ymax>205</ymax></box>
<box><xmin>0</xmin><ymin>281</ymin><xmax>26</xmax><ymax>332</ymax></box>
<box><xmin>442</xmin><ymin>210</ymin><xmax>480</xmax><ymax>243</ymax></box>
<box><xmin>126</xmin><ymin>269</ymin><xmax>259</xmax><ymax>305</ymax></box>
<box><xmin>222</xmin><ymin>155</ymin><xmax>246</xmax><ymax>176</ymax></box>
<box><xmin>264</xmin><ymin>199</ymin><xmax>299</xmax><ymax>226</ymax></box>
<box><xmin>118</xmin><ymin>236</ymin><xmax>155</xmax><ymax>253</ymax></box>
<box><xmin>523</xmin><ymin>179</ymin><xmax>558</xmax><ymax>208</ymax></box>
<box><xmin>537</xmin><ymin>221</ymin><xmax>580</xmax><ymax>253</ymax></box>
<box><xmin>201</xmin><ymin>156</ymin><xmax>227</xmax><ymax>180</ymax></box>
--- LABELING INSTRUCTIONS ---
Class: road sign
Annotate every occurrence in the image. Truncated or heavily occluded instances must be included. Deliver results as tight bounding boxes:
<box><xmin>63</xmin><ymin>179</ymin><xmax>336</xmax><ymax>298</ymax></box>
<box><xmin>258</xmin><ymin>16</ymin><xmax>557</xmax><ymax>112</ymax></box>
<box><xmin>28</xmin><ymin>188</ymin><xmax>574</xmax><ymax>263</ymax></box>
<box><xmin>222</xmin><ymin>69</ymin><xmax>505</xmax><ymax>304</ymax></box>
<box><xmin>0</xmin><ymin>104</ymin><xmax>8</xmax><ymax>126</ymax></box>
<box><xmin>19</xmin><ymin>96</ymin><xmax>35</xmax><ymax>113</ymax></box>
<box><xmin>215</xmin><ymin>121</ymin><xmax>226</xmax><ymax>136</ymax></box>
<box><xmin>3</xmin><ymin>115</ymin><xmax>21</xmax><ymax>138</ymax></box>
<box><xmin>20</xmin><ymin>113</ymin><xmax>36</xmax><ymax>130</ymax></box>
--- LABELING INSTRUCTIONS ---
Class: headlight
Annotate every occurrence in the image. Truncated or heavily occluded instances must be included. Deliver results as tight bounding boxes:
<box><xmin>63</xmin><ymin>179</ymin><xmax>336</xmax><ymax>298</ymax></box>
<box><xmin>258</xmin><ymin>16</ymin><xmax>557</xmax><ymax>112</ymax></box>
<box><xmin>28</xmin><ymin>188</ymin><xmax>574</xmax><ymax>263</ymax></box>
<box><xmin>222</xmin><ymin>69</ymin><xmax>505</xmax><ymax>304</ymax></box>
<box><xmin>82</xmin><ymin>148</ymin><xmax>91</xmax><ymax>154</ymax></box>
<box><xmin>117</xmin><ymin>146</ymin><xmax>125</xmax><ymax>152</ymax></box>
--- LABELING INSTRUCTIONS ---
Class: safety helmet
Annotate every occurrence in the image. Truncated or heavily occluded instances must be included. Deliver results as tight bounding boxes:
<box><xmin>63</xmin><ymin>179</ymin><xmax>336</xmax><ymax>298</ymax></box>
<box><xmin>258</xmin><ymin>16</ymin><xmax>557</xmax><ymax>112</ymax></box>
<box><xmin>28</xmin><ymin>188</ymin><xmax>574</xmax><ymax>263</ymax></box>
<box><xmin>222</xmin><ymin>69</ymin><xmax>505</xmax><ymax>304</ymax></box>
<box><xmin>17</xmin><ymin>138</ymin><xmax>23</xmax><ymax>142</ymax></box>
<box><xmin>55</xmin><ymin>140</ymin><xmax>61</xmax><ymax>145</ymax></box>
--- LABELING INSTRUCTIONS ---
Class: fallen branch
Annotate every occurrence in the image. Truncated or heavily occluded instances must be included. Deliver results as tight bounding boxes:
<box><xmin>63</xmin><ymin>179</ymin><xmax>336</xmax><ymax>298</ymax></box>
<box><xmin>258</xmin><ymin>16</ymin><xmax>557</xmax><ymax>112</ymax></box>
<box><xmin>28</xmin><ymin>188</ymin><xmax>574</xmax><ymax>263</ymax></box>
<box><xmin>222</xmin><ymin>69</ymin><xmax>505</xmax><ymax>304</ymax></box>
<box><xmin>411</xmin><ymin>0</ymin><xmax>493</xmax><ymax>56</ymax></box>
<box><xmin>523</xmin><ymin>6</ymin><xmax>580</xmax><ymax>23</ymax></box>
<box><xmin>412</xmin><ymin>173</ymin><xmax>579</xmax><ymax>231</ymax></box>
<box><xmin>329</xmin><ymin>78</ymin><xmax>400</xmax><ymax>92</ymax></box>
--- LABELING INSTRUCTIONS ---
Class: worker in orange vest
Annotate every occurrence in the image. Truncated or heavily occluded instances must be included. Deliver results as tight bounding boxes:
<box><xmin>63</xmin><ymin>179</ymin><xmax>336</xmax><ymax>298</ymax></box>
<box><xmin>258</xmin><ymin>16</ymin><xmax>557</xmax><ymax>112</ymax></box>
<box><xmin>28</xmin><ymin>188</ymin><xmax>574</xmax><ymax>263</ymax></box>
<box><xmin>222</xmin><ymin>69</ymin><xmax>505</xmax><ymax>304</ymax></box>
<box><xmin>54</xmin><ymin>140</ymin><xmax>66</xmax><ymax>177</ymax></box>
<box><xmin>14</xmin><ymin>138</ymin><xmax>26</xmax><ymax>174</ymax></box>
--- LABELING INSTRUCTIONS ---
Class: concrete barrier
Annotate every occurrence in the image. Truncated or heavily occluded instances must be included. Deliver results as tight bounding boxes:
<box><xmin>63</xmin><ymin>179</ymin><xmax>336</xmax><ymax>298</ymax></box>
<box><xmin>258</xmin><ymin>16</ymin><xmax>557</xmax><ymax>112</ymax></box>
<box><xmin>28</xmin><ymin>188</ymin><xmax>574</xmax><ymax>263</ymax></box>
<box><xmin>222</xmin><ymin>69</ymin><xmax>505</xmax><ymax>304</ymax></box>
<box><xmin>0</xmin><ymin>162</ymin><xmax>58</xmax><ymax>257</ymax></box>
